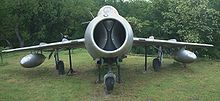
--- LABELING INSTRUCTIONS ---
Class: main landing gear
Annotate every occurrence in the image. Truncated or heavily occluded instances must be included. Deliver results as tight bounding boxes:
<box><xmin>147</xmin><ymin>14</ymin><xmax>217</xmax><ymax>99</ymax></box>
<box><xmin>66</xmin><ymin>49</ymin><xmax>76</xmax><ymax>76</ymax></box>
<box><xmin>144</xmin><ymin>46</ymin><xmax>163</xmax><ymax>72</ymax></box>
<box><xmin>54</xmin><ymin>49</ymin><xmax>76</xmax><ymax>75</ymax></box>
<box><xmin>96</xmin><ymin>58</ymin><xmax>121</xmax><ymax>94</ymax></box>
<box><xmin>153</xmin><ymin>58</ymin><xmax>161</xmax><ymax>71</ymax></box>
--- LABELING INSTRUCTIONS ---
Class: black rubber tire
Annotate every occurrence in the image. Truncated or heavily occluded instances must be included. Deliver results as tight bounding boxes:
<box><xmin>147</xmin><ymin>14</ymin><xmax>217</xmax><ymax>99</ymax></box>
<box><xmin>57</xmin><ymin>60</ymin><xmax>65</xmax><ymax>75</ymax></box>
<box><xmin>153</xmin><ymin>58</ymin><xmax>161</xmax><ymax>72</ymax></box>
<box><xmin>105</xmin><ymin>77</ymin><xmax>115</xmax><ymax>92</ymax></box>
<box><xmin>55</xmin><ymin>62</ymin><xmax>59</xmax><ymax>70</ymax></box>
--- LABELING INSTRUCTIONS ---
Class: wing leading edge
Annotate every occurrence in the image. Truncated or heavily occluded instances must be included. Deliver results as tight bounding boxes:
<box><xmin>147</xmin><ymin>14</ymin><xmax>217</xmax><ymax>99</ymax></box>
<box><xmin>133</xmin><ymin>37</ymin><xmax>213</xmax><ymax>47</ymax></box>
<box><xmin>2</xmin><ymin>38</ymin><xmax>85</xmax><ymax>53</ymax></box>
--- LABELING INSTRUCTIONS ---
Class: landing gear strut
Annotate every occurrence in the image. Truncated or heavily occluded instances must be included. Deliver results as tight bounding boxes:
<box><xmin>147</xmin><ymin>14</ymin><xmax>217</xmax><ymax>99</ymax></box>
<box><xmin>96</xmin><ymin>58</ymin><xmax>121</xmax><ymax>94</ymax></box>
<box><xmin>66</xmin><ymin>49</ymin><xmax>76</xmax><ymax>76</ymax></box>
<box><xmin>116</xmin><ymin>59</ymin><xmax>121</xmax><ymax>83</ymax></box>
<box><xmin>144</xmin><ymin>46</ymin><xmax>148</xmax><ymax>73</ymax></box>
<box><xmin>153</xmin><ymin>46</ymin><xmax>163</xmax><ymax>71</ymax></box>
<box><xmin>96</xmin><ymin>58</ymin><xmax>103</xmax><ymax>83</ymax></box>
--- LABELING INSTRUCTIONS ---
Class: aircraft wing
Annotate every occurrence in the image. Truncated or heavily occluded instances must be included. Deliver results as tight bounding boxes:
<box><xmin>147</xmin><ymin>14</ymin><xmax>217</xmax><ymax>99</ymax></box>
<box><xmin>2</xmin><ymin>38</ymin><xmax>85</xmax><ymax>53</ymax></box>
<box><xmin>133</xmin><ymin>37</ymin><xmax>213</xmax><ymax>47</ymax></box>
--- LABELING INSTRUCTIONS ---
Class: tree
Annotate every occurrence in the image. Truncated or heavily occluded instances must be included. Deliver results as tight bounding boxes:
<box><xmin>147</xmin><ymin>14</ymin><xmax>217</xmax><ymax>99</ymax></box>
<box><xmin>0</xmin><ymin>0</ymin><xmax>219</xmax><ymax>58</ymax></box>
<box><xmin>143</xmin><ymin>0</ymin><xmax>220</xmax><ymax>58</ymax></box>
<box><xmin>1</xmin><ymin>0</ymin><xmax>95</xmax><ymax>47</ymax></box>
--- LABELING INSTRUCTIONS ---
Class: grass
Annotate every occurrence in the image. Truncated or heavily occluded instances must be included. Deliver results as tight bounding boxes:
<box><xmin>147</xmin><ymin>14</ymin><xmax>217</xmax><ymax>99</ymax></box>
<box><xmin>0</xmin><ymin>48</ymin><xmax>219</xmax><ymax>101</ymax></box>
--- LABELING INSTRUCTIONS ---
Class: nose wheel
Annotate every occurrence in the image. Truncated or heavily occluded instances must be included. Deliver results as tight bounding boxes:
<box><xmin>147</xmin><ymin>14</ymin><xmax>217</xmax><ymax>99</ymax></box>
<box><xmin>104</xmin><ymin>72</ymin><xmax>116</xmax><ymax>94</ymax></box>
<box><xmin>96</xmin><ymin>58</ymin><xmax>121</xmax><ymax>94</ymax></box>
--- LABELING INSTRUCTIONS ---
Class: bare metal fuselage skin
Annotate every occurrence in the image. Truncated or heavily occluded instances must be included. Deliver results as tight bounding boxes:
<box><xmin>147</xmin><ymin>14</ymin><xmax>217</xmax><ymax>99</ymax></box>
<box><xmin>84</xmin><ymin>6</ymin><xmax>133</xmax><ymax>59</ymax></box>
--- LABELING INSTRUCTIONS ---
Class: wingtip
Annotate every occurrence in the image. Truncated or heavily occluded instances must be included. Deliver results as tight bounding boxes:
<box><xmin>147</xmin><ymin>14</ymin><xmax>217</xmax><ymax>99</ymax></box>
<box><xmin>204</xmin><ymin>44</ymin><xmax>214</xmax><ymax>47</ymax></box>
<box><xmin>1</xmin><ymin>50</ymin><xmax>8</xmax><ymax>53</ymax></box>
<box><xmin>196</xmin><ymin>44</ymin><xmax>213</xmax><ymax>47</ymax></box>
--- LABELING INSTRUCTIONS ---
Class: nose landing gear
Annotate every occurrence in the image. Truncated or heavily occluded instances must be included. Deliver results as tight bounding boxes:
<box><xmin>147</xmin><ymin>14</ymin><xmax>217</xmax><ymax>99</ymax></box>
<box><xmin>104</xmin><ymin>72</ymin><xmax>116</xmax><ymax>94</ymax></box>
<box><xmin>96</xmin><ymin>58</ymin><xmax>121</xmax><ymax>94</ymax></box>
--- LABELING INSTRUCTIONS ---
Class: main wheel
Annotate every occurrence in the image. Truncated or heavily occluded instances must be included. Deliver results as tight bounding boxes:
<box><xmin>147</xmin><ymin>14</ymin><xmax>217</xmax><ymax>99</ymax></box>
<box><xmin>57</xmin><ymin>60</ymin><xmax>65</xmax><ymax>75</ymax></box>
<box><xmin>153</xmin><ymin>58</ymin><xmax>161</xmax><ymax>72</ymax></box>
<box><xmin>105</xmin><ymin>77</ymin><xmax>115</xmax><ymax>94</ymax></box>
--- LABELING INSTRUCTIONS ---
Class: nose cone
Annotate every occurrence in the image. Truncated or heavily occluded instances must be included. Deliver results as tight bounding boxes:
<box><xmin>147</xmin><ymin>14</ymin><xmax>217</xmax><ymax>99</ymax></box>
<box><xmin>187</xmin><ymin>51</ymin><xmax>197</xmax><ymax>61</ymax></box>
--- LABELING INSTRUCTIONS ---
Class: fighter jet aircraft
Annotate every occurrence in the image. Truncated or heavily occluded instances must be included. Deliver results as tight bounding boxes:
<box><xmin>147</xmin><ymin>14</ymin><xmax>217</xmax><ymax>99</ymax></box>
<box><xmin>2</xmin><ymin>5</ymin><xmax>213</xmax><ymax>93</ymax></box>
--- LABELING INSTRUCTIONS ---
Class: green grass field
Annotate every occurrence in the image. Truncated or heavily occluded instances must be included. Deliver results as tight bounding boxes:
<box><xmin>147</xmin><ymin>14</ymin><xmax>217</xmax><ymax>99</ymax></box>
<box><xmin>0</xmin><ymin>49</ymin><xmax>220</xmax><ymax>101</ymax></box>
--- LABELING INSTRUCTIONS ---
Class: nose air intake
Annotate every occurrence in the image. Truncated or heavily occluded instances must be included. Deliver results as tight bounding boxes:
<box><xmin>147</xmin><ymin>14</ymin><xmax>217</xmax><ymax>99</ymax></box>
<box><xmin>93</xmin><ymin>19</ymin><xmax>126</xmax><ymax>51</ymax></box>
<box><xmin>84</xmin><ymin>8</ymin><xmax>133</xmax><ymax>58</ymax></box>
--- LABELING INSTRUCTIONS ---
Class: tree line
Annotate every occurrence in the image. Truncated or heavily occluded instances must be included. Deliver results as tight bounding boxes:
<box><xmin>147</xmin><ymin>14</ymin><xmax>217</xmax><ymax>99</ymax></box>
<box><xmin>0</xmin><ymin>0</ymin><xmax>219</xmax><ymax>58</ymax></box>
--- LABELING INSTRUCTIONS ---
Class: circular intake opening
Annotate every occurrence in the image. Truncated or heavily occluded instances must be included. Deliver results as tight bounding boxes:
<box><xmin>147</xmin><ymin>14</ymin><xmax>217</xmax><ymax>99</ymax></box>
<box><xmin>93</xmin><ymin>19</ymin><xmax>126</xmax><ymax>51</ymax></box>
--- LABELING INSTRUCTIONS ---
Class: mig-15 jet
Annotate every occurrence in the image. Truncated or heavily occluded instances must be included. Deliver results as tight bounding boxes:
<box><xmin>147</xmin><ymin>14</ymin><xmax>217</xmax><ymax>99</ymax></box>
<box><xmin>2</xmin><ymin>5</ymin><xmax>213</xmax><ymax>93</ymax></box>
